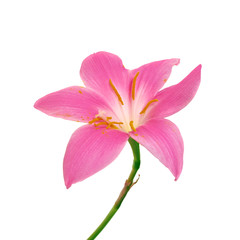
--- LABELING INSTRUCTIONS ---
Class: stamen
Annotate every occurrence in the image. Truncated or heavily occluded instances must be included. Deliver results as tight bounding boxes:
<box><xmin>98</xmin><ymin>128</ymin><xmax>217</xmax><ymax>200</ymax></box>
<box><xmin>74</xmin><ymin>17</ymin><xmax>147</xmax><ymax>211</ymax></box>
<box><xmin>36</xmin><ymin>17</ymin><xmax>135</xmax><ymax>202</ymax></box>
<box><xmin>129</xmin><ymin>120</ymin><xmax>136</xmax><ymax>132</ymax></box>
<box><xmin>140</xmin><ymin>99</ymin><xmax>159</xmax><ymax>114</ymax></box>
<box><xmin>106</xmin><ymin>117</ymin><xmax>112</xmax><ymax>120</ymax></box>
<box><xmin>88</xmin><ymin>117</ymin><xmax>101</xmax><ymax>124</ymax></box>
<box><xmin>94</xmin><ymin>122</ymin><xmax>108</xmax><ymax>127</ymax></box>
<box><xmin>131</xmin><ymin>72</ymin><xmax>139</xmax><ymax>100</ymax></box>
<box><xmin>109</xmin><ymin>79</ymin><xmax>124</xmax><ymax>105</ymax></box>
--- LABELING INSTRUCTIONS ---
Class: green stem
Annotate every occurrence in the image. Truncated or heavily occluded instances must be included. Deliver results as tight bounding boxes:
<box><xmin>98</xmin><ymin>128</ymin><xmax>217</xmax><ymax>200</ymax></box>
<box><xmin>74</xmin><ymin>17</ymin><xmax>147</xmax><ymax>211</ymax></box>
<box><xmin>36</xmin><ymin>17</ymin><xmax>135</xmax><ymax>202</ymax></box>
<box><xmin>87</xmin><ymin>137</ymin><xmax>141</xmax><ymax>240</ymax></box>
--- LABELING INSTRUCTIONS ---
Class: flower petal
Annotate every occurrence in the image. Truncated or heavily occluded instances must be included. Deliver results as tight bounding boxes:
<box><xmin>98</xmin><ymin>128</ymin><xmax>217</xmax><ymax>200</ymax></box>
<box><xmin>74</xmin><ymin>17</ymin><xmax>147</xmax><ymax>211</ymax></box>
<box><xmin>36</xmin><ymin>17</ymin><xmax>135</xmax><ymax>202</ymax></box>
<box><xmin>34</xmin><ymin>86</ymin><xmax>111</xmax><ymax>122</ymax></box>
<box><xmin>129</xmin><ymin>58</ymin><xmax>180</xmax><ymax>104</ymax></box>
<box><xmin>63</xmin><ymin>125</ymin><xmax>129</xmax><ymax>188</ymax></box>
<box><xmin>150</xmin><ymin>65</ymin><xmax>201</xmax><ymax>119</ymax></box>
<box><xmin>130</xmin><ymin>119</ymin><xmax>183</xmax><ymax>180</ymax></box>
<box><xmin>80</xmin><ymin>51</ymin><xmax>129</xmax><ymax>102</ymax></box>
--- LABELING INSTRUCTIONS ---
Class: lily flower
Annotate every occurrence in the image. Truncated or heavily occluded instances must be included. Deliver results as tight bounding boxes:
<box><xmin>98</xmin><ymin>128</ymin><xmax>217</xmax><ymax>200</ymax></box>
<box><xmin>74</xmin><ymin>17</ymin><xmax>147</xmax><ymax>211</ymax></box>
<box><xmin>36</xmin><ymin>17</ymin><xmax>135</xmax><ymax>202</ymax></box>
<box><xmin>34</xmin><ymin>52</ymin><xmax>201</xmax><ymax>189</ymax></box>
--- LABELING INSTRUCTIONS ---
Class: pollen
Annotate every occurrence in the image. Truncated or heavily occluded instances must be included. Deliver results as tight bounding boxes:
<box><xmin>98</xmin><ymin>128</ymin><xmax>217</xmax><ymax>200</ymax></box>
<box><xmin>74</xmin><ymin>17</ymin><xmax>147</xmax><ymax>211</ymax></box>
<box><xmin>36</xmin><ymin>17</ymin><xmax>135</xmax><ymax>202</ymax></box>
<box><xmin>163</xmin><ymin>79</ymin><xmax>167</xmax><ymax>83</ymax></box>
<box><xmin>129</xmin><ymin>120</ymin><xmax>136</xmax><ymax>132</ymax></box>
<box><xmin>78</xmin><ymin>90</ymin><xmax>83</xmax><ymax>94</ymax></box>
<box><xmin>131</xmin><ymin>72</ymin><xmax>139</xmax><ymax>100</ymax></box>
<box><xmin>109</xmin><ymin>79</ymin><xmax>124</xmax><ymax>105</ymax></box>
<box><xmin>140</xmin><ymin>99</ymin><xmax>159</xmax><ymax>114</ymax></box>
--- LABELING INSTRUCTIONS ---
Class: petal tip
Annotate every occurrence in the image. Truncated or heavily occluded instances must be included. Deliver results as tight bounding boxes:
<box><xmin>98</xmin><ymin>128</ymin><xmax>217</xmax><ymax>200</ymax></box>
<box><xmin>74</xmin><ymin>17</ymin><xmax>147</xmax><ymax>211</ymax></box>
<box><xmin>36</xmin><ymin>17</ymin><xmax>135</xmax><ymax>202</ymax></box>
<box><xmin>174</xmin><ymin>167</ymin><xmax>182</xmax><ymax>181</ymax></box>
<box><xmin>33</xmin><ymin>99</ymin><xmax>41</xmax><ymax>110</ymax></box>
<box><xmin>196</xmin><ymin>64</ymin><xmax>202</xmax><ymax>71</ymax></box>
<box><xmin>65</xmin><ymin>184</ymin><xmax>71</xmax><ymax>189</ymax></box>
<box><xmin>175</xmin><ymin>58</ymin><xmax>180</xmax><ymax>65</ymax></box>
<box><xmin>64</xmin><ymin>179</ymin><xmax>72</xmax><ymax>189</ymax></box>
<box><xmin>174</xmin><ymin>176</ymin><xmax>179</xmax><ymax>181</ymax></box>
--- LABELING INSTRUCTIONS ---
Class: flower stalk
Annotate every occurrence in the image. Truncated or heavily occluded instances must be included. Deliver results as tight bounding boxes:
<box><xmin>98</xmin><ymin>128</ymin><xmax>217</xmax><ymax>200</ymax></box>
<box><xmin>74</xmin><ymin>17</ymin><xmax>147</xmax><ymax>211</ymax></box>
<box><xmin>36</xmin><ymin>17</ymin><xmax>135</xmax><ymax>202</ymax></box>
<box><xmin>87</xmin><ymin>137</ymin><xmax>140</xmax><ymax>240</ymax></box>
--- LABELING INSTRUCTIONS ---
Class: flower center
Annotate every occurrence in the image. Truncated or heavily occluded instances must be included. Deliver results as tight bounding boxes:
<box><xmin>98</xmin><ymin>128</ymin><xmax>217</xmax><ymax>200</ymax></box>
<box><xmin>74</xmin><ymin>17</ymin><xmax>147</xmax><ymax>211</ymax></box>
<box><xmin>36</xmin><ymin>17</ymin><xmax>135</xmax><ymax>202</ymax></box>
<box><xmin>88</xmin><ymin>73</ymin><xmax>159</xmax><ymax>133</ymax></box>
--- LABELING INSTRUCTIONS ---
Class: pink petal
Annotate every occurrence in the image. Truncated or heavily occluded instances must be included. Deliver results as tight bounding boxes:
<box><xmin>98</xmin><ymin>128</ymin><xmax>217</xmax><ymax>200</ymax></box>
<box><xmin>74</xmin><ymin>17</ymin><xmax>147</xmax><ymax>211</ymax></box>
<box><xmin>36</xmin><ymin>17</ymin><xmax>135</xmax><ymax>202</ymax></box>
<box><xmin>34</xmin><ymin>86</ymin><xmax>111</xmax><ymax>122</ymax></box>
<box><xmin>129</xmin><ymin>58</ymin><xmax>180</xmax><ymax>103</ymax></box>
<box><xmin>80</xmin><ymin>52</ymin><xmax>129</xmax><ymax>105</ymax></box>
<box><xmin>130</xmin><ymin>119</ymin><xmax>183</xmax><ymax>180</ymax></box>
<box><xmin>149</xmin><ymin>65</ymin><xmax>201</xmax><ymax>119</ymax></box>
<box><xmin>63</xmin><ymin>125</ymin><xmax>129</xmax><ymax>188</ymax></box>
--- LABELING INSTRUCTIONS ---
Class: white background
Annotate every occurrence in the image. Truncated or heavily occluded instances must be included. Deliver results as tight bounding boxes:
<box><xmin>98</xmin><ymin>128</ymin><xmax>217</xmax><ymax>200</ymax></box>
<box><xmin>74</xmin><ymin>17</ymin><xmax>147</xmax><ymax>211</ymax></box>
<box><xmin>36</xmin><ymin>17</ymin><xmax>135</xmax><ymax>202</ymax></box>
<box><xmin>1</xmin><ymin>0</ymin><xmax>240</xmax><ymax>239</ymax></box>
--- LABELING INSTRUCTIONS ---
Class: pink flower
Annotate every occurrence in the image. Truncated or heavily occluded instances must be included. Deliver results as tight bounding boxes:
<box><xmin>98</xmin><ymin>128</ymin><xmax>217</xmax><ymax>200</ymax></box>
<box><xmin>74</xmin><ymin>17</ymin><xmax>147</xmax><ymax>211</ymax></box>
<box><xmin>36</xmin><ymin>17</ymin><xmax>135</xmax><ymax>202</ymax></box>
<box><xmin>34</xmin><ymin>52</ymin><xmax>201</xmax><ymax>188</ymax></box>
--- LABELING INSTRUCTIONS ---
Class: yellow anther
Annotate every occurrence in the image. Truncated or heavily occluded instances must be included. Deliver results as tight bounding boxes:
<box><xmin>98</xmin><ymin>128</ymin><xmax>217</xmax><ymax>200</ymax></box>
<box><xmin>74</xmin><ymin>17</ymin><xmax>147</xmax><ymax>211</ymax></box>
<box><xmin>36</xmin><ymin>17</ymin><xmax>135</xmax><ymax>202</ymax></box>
<box><xmin>94</xmin><ymin>122</ymin><xmax>108</xmax><ymax>127</ymax></box>
<box><xmin>132</xmin><ymin>72</ymin><xmax>139</xmax><ymax>100</ymax></box>
<box><xmin>78</xmin><ymin>90</ymin><xmax>83</xmax><ymax>94</ymax></box>
<box><xmin>88</xmin><ymin>117</ymin><xmax>101</xmax><ymax>124</ymax></box>
<box><xmin>109</xmin><ymin>79</ymin><xmax>124</xmax><ymax>105</ymax></box>
<box><xmin>110</xmin><ymin>121</ymin><xmax>123</xmax><ymax>125</ymax></box>
<box><xmin>106</xmin><ymin>123</ymin><xmax>119</xmax><ymax>129</ymax></box>
<box><xmin>140</xmin><ymin>99</ymin><xmax>159</xmax><ymax>114</ymax></box>
<box><xmin>106</xmin><ymin>121</ymin><xmax>122</xmax><ymax>129</ymax></box>
<box><xmin>129</xmin><ymin>120</ymin><xmax>136</xmax><ymax>132</ymax></box>
<box><xmin>106</xmin><ymin>117</ymin><xmax>112</xmax><ymax>120</ymax></box>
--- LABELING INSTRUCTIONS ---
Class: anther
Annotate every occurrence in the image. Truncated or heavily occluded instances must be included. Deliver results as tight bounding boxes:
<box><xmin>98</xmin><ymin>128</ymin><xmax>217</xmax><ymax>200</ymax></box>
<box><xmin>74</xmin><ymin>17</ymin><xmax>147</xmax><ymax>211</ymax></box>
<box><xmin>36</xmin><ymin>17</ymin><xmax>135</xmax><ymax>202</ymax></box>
<box><xmin>140</xmin><ymin>99</ymin><xmax>159</xmax><ymax>114</ymax></box>
<box><xmin>106</xmin><ymin>123</ymin><xmax>119</xmax><ymax>129</ymax></box>
<box><xmin>109</xmin><ymin>79</ymin><xmax>124</xmax><ymax>105</ymax></box>
<box><xmin>94</xmin><ymin>122</ymin><xmax>108</xmax><ymax>127</ymax></box>
<box><xmin>131</xmin><ymin>72</ymin><xmax>139</xmax><ymax>100</ymax></box>
<box><xmin>129</xmin><ymin>120</ymin><xmax>136</xmax><ymax>132</ymax></box>
<box><xmin>110</xmin><ymin>121</ymin><xmax>123</xmax><ymax>125</ymax></box>
<box><xmin>88</xmin><ymin>117</ymin><xmax>101</xmax><ymax>124</ymax></box>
